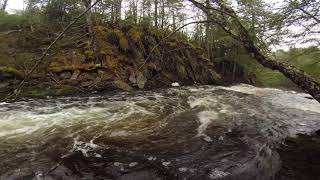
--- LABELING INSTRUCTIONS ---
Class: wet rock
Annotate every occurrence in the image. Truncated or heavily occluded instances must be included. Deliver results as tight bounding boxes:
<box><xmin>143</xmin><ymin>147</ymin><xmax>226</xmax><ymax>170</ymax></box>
<box><xmin>136</xmin><ymin>72</ymin><xmax>147</xmax><ymax>89</ymax></box>
<box><xmin>113</xmin><ymin>80</ymin><xmax>133</xmax><ymax>91</ymax></box>
<box><xmin>60</xmin><ymin>72</ymin><xmax>72</xmax><ymax>79</ymax></box>
<box><xmin>70</xmin><ymin>70</ymin><xmax>81</xmax><ymax>80</ymax></box>
<box><xmin>78</xmin><ymin>72</ymin><xmax>96</xmax><ymax>81</ymax></box>
<box><xmin>276</xmin><ymin>134</ymin><xmax>320</xmax><ymax>180</ymax></box>
<box><xmin>98</xmin><ymin>69</ymin><xmax>114</xmax><ymax>80</ymax></box>
<box><xmin>65</xmin><ymin>79</ymin><xmax>79</xmax><ymax>86</ymax></box>
<box><xmin>129</xmin><ymin>73</ymin><xmax>137</xmax><ymax>84</ymax></box>
<box><xmin>0</xmin><ymin>82</ymin><xmax>9</xmax><ymax>89</ymax></box>
<box><xmin>80</xmin><ymin>81</ymin><xmax>93</xmax><ymax>87</ymax></box>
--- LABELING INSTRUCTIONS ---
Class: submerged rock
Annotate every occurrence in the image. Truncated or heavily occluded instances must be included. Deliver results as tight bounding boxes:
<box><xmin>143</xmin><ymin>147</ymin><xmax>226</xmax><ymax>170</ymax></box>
<box><xmin>276</xmin><ymin>132</ymin><xmax>320</xmax><ymax>180</ymax></box>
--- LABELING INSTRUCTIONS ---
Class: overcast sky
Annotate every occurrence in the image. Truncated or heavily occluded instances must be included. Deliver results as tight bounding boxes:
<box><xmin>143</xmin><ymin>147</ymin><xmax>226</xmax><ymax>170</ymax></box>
<box><xmin>6</xmin><ymin>0</ymin><xmax>24</xmax><ymax>13</ymax></box>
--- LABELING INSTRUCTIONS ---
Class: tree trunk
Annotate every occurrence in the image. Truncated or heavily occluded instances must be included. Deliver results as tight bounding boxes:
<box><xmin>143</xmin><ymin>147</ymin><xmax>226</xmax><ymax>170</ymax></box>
<box><xmin>161</xmin><ymin>0</ymin><xmax>165</xmax><ymax>29</ymax></box>
<box><xmin>1</xmin><ymin>0</ymin><xmax>8</xmax><ymax>11</ymax></box>
<box><xmin>154</xmin><ymin>0</ymin><xmax>158</xmax><ymax>27</ymax></box>
<box><xmin>205</xmin><ymin>0</ymin><xmax>210</xmax><ymax>59</ymax></box>
<box><xmin>172</xmin><ymin>6</ymin><xmax>176</xmax><ymax>30</ymax></box>
<box><xmin>115</xmin><ymin>0</ymin><xmax>122</xmax><ymax>21</ymax></box>
<box><xmin>82</xmin><ymin>0</ymin><xmax>102</xmax><ymax>65</ymax></box>
<box><xmin>189</xmin><ymin>0</ymin><xmax>320</xmax><ymax>103</ymax></box>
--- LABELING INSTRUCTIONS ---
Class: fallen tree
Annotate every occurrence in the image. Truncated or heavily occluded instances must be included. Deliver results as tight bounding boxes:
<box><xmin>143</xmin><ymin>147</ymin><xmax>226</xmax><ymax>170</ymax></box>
<box><xmin>188</xmin><ymin>0</ymin><xmax>320</xmax><ymax>103</ymax></box>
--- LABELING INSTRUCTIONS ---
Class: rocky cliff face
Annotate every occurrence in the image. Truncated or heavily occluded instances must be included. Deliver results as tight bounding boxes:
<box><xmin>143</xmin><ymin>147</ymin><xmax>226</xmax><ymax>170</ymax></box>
<box><xmin>0</xmin><ymin>24</ymin><xmax>221</xmax><ymax>98</ymax></box>
<box><xmin>46</xmin><ymin>24</ymin><xmax>220</xmax><ymax>92</ymax></box>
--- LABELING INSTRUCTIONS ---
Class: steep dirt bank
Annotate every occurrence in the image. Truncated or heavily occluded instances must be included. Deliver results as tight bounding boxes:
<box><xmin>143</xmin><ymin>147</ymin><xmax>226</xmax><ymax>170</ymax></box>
<box><xmin>0</xmin><ymin>24</ymin><xmax>221</xmax><ymax>99</ymax></box>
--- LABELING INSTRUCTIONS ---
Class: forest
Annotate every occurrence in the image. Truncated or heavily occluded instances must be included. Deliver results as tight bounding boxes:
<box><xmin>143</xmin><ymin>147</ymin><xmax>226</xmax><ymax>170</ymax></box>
<box><xmin>0</xmin><ymin>0</ymin><xmax>320</xmax><ymax>179</ymax></box>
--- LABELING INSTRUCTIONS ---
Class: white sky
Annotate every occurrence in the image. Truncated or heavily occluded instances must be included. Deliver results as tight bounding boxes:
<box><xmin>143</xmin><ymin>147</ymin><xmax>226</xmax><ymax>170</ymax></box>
<box><xmin>6</xmin><ymin>0</ymin><xmax>24</xmax><ymax>13</ymax></box>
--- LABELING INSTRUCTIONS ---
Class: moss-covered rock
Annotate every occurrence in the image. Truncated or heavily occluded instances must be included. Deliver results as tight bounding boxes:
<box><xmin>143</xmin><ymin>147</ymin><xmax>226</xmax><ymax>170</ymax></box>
<box><xmin>0</xmin><ymin>66</ymin><xmax>24</xmax><ymax>79</ymax></box>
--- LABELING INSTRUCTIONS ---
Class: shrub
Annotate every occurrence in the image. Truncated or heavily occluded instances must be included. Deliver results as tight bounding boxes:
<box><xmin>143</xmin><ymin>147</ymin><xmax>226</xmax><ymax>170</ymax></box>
<box><xmin>0</xmin><ymin>13</ymin><xmax>28</xmax><ymax>31</ymax></box>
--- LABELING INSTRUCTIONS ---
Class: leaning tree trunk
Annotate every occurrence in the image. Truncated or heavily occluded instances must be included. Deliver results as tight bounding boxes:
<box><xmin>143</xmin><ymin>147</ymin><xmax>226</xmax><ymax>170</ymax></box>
<box><xmin>245</xmin><ymin>38</ymin><xmax>320</xmax><ymax>102</ymax></box>
<box><xmin>188</xmin><ymin>0</ymin><xmax>320</xmax><ymax>103</ymax></box>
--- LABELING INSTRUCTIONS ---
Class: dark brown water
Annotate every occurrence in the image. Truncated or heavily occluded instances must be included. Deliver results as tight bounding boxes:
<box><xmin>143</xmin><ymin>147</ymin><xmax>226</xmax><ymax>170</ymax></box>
<box><xmin>1</xmin><ymin>84</ymin><xmax>320</xmax><ymax>180</ymax></box>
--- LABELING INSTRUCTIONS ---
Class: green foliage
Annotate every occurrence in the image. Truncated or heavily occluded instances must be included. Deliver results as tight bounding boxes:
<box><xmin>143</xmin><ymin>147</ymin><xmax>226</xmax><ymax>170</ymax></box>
<box><xmin>276</xmin><ymin>47</ymin><xmax>320</xmax><ymax>81</ymax></box>
<box><xmin>44</xmin><ymin>0</ymin><xmax>83</xmax><ymax>24</ymax></box>
<box><xmin>0</xmin><ymin>12</ymin><xmax>28</xmax><ymax>31</ymax></box>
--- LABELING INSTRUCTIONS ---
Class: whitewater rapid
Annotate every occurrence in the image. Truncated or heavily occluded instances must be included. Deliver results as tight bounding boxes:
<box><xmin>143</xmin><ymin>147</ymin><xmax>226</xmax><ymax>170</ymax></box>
<box><xmin>0</xmin><ymin>84</ymin><xmax>319</xmax><ymax>179</ymax></box>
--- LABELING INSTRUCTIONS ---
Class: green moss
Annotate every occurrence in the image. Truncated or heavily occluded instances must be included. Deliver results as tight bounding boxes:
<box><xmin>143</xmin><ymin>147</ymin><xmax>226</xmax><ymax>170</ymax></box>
<box><xmin>129</xmin><ymin>27</ymin><xmax>142</xmax><ymax>42</ymax></box>
<box><xmin>0</xmin><ymin>66</ymin><xmax>24</xmax><ymax>78</ymax></box>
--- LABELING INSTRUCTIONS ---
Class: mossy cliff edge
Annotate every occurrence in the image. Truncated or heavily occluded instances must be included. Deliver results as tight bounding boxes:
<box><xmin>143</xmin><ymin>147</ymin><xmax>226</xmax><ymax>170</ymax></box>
<box><xmin>0</xmin><ymin>24</ymin><xmax>221</xmax><ymax>99</ymax></box>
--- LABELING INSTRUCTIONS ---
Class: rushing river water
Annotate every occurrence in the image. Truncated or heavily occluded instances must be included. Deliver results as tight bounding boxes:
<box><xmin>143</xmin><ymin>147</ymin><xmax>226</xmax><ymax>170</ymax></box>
<box><xmin>1</xmin><ymin>84</ymin><xmax>320</xmax><ymax>180</ymax></box>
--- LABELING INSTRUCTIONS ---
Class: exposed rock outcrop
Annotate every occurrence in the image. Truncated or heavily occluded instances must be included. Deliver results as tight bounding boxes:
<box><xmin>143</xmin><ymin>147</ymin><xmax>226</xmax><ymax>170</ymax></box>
<box><xmin>0</xmin><ymin>24</ymin><xmax>221</xmax><ymax>98</ymax></box>
<box><xmin>44</xmin><ymin>24</ymin><xmax>221</xmax><ymax>92</ymax></box>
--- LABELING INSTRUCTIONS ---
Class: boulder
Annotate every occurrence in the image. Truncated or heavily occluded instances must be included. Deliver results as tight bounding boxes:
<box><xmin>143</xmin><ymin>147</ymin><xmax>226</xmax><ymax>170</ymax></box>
<box><xmin>0</xmin><ymin>82</ymin><xmax>9</xmax><ymax>89</ymax></box>
<box><xmin>113</xmin><ymin>80</ymin><xmax>133</xmax><ymax>91</ymax></box>
<box><xmin>78</xmin><ymin>72</ymin><xmax>96</xmax><ymax>81</ymax></box>
<box><xmin>97</xmin><ymin>69</ymin><xmax>114</xmax><ymax>80</ymax></box>
<box><xmin>70</xmin><ymin>70</ymin><xmax>81</xmax><ymax>80</ymax></box>
<box><xmin>129</xmin><ymin>73</ymin><xmax>137</xmax><ymax>84</ymax></box>
<box><xmin>60</xmin><ymin>72</ymin><xmax>72</xmax><ymax>79</ymax></box>
<box><xmin>136</xmin><ymin>72</ymin><xmax>147</xmax><ymax>89</ymax></box>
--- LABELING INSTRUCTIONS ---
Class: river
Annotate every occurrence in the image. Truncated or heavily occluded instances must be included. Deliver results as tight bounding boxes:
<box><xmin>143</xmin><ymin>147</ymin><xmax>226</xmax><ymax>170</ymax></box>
<box><xmin>1</xmin><ymin>84</ymin><xmax>320</xmax><ymax>180</ymax></box>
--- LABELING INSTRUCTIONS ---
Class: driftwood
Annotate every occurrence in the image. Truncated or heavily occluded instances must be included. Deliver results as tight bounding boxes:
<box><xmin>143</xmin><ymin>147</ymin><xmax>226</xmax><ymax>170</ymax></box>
<box><xmin>188</xmin><ymin>0</ymin><xmax>320</xmax><ymax>103</ymax></box>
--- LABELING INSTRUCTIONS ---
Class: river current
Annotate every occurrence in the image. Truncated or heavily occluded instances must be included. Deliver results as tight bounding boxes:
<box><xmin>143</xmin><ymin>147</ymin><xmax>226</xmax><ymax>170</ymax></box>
<box><xmin>0</xmin><ymin>84</ymin><xmax>320</xmax><ymax>180</ymax></box>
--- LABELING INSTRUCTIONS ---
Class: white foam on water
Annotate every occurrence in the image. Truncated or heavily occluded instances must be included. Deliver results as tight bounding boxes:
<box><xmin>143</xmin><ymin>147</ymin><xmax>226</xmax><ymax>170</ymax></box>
<box><xmin>72</xmin><ymin>137</ymin><xmax>102</xmax><ymax>158</ymax></box>
<box><xmin>0</xmin><ymin>98</ymin><xmax>158</xmax><ymax>140</ymax></box>
<box><xmin>129</xmin><ymin>162</ymin><xmax>138</xmax><ymax>167</ymax></box>
<box><xmin>178</xmin><ymin>167</ymin><xmax>188</xmax><ymax>172</ymax></box>
<box><xmin>162</xmin><ymin>161</ymin><xmax>171</xmax><ymax>167</ymax></box>
<box><xmin>196</xmin><ymin>111</ymin><xmax>218</xmax><ymax>142</ymax></box>
<box><xmin>188</xmin><ymin>96</ymin><xmax>218</xmax><ymax>108</ymax></box>
<box><xmin>221</xmin><ymin>84</ymin><xmax>320</xmax><ymax>114</ymax></box>
<box><xmin>219</xmin><ymin>84</ymin><xmax>278</xmax><ymax>95</ymax></box>
<box><xmin>209</xmin><ymin>169</ymin><xmax>230</xmax><ymax>179</ymax></box>
<box><xmin>147</xmin><ymin>156</ymin><xmax>157</xmax><ymax>161</ymax></box>
<box><xmin>268</xmin><ymin>92</ymin><xmax>320</xmax><ymax>113</ymax></box>
<box><xmin>110</xmin><ymin>130</ymin><xmax>130</xmax><ymax>137</ymax></box>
